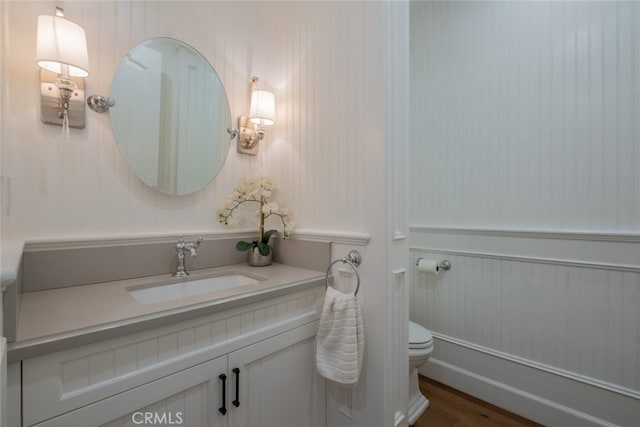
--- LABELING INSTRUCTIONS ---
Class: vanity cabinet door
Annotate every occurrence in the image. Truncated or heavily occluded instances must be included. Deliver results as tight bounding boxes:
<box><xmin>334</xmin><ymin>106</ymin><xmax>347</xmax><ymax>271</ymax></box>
<box><xmin>227</xmin><ymin>321</ymin><xmax>325</xmax><ymax>427</ymax></box>
<box><xmin>31</xmin><ymin>356</ymin><xmax>228</xmax><ymax>427</ymax></box>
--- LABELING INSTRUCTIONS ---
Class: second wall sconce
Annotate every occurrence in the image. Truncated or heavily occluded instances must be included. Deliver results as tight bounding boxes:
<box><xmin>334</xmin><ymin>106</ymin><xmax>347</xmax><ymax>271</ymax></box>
<box><xmin>36</xmin><ymin>7</ymin><xmax>89</xmax><ymax>132</ymax></box>
<box><xmin>237</xmin><ymin>76</ymin><xmax>275</xmax><ymax>155</ymax></box>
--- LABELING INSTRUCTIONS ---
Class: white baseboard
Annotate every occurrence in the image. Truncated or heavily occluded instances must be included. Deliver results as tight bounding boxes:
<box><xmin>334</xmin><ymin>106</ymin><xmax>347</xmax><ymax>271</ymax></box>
<box><xmin>394</xmin><ymin>412</ymin><xmax>408</xmax><ymax>427</ymax></box>
<box><xmin>420</xmin><ymin>337</ymin><xmax>639</xmax><ymax>427</ymax></box>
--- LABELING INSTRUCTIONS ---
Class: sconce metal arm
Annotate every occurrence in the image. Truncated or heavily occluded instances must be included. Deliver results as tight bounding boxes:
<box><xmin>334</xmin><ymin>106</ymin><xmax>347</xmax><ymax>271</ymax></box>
<box><xmin>87</xmin><ymin>95</ymin><xmax>116</xmax><ymax>113</ymax></box>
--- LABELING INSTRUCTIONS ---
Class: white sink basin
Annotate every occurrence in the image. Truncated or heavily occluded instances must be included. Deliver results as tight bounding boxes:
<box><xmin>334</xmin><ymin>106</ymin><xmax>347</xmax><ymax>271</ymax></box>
<box><xmin>128</xmin><ymin>273</ymin><xmax>262</xmax><ymax>304</ymax></box>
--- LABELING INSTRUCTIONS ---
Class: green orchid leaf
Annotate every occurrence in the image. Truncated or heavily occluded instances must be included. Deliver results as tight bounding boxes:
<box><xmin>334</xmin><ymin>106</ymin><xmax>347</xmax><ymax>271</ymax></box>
<box><xmin>257</xmin><ymin>242</ymin><xmax>271</xmax><ymax>256</ymax></box>
<box><xmin>262</xmin><ymin>229</ymin><xmax>277</xmax><ymax>244</ymax></box>
<box><xmin>235</xmin><ymin>241</ymin><xmax>253</xmax><ymax>252</ymax></box>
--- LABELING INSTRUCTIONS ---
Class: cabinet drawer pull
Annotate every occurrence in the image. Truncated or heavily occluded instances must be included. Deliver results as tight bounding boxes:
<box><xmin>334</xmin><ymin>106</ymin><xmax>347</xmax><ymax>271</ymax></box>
<box><xmin>232</xmin><ymin>368</ymin><xmax>240</xmax><ymax>407</ymax></box>
<box><xmin>218</xmin><ymin>374</ymin><xmax>227</xmax><ymax>415</ymax></box>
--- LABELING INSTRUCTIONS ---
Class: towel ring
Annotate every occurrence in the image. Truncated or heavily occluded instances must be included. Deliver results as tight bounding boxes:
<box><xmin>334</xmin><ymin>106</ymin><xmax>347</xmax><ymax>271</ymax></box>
<box><xmin>325</xmin><ymin>250</ymin><xmax>362</xmax><ymax>296</ymax></box>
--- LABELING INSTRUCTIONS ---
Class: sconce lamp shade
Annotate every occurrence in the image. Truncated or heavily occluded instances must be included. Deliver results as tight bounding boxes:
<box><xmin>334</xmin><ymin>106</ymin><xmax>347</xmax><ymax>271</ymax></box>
<box><xmin>36</xmin><ymin>15</ymin><xmax>89</xmax><ymax>77</ymax></box>
<box><xmin>249</xmin><ymin>90</ymin><xmax>275</xmax><ymax>126</ymax></box>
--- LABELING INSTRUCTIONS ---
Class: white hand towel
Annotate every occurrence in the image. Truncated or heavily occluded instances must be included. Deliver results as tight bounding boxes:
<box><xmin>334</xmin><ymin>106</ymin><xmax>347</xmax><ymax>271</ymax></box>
<box><xmin>316</xmin><ymin>286</ymin><xmax>364</xmax><ymax>385</ymax></box>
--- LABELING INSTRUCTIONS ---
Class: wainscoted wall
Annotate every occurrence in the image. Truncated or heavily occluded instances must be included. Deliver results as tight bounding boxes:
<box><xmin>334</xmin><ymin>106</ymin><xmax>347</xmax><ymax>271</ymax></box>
<box><xmin>1</xmin><ymin>2</ymin><xmax>410</xmax><ymax>426</ymax></box>
<box><xmin>0</xmin><ymin>0</ymin><xmax>5</xmax><ymax>338</ymax></box>
<box><xmin>0</xmin><ymin>1</ymin><xmax>4</xmax><ymax>249</ymax></box>
<box><xmin>1</xmin><ymin>1</ymin><xmax>376</xmax><ymax>241</ymax></box>
<box><xmin>411</xmin><ymin>228</ymin><xmax>639</xmax><ymax>426</ymax></box>
<box><xmin>410</xmin><ymin>2</ymin><xmax>639</xmax><ymax>426</ymax></box>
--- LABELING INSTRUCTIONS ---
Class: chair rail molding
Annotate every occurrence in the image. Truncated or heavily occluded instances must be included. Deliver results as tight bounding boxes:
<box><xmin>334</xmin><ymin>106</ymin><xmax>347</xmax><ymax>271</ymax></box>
<box><xmin>410</xmin><ymin>226</ymin><xmax>640</xmax><ymax>270</ymax></box>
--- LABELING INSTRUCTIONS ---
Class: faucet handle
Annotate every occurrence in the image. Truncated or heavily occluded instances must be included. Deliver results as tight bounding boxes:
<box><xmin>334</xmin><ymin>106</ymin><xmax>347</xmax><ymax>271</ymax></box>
<box><xmin>186</xmin><ymin>238</ymin><xmax>203</xmax><ymax>258</ymax></box>
<box><xmin>176</xmin><ymin>236</ymin><xmax>202</xmax><ymax>249</ymax></box>
<box><xmin>176</xmin><ymin>236</ymin><xmax>185</xmax><ymax>250</ymax></box>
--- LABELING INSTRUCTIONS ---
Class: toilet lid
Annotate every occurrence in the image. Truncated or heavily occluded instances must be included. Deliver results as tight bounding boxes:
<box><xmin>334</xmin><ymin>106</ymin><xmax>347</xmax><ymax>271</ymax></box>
<box><xmin>409</xmin><ymin>321</ymin><xmax>433</xmax><ymax>346</ymax></box>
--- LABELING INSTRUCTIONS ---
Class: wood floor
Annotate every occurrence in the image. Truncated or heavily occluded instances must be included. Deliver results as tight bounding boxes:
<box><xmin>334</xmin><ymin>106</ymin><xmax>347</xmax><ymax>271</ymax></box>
<box><xmin>413</xmin><ymin>376</ymin><xmax>542</xmax><ymax>427</ymax></box>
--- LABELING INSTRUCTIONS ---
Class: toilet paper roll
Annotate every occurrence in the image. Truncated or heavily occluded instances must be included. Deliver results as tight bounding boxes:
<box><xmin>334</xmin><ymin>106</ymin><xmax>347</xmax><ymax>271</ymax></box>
<box><xmin>417</xmin><ymin>259</ymin><xmax>439</xmax><ymax>275</ymax></box>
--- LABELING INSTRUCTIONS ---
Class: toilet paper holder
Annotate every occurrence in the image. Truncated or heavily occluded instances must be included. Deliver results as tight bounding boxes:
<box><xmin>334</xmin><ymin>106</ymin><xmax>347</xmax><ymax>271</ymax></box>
<box><xmin>416</xmin><ymin>258</ymin><xmax>452</xmax><ymax>271</ymax></box>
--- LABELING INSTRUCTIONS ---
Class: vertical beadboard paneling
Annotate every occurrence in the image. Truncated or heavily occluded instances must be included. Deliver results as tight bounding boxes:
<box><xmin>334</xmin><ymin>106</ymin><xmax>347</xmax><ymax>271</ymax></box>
<box><xmin>3</xmin><ymin>3</ymin><xmax>402</xmax><ymax>425</ymax></box>
<box><xmin>114</xmin><ymin>344</ymin><xmax>137</xmax><ymax>378</ymax></box>
<box><xmin>2</xmin><ymin>1</ymin><xmax>377</xmax><ymax>241</ymax></box>
<box><xmin>0</xmin><ymin>0</ymin><xmax>5</xmax><ymax>244</ymax></box>
<box><xmin>410</xmin><ymin>1</ymin><xmax>640</xmax><ymax>232</ymax></box>
<box><xmin>409</xmin><ymin>1</ymin><xmax>640</xmax><ymax>418</ymax></box>
<box><xmin>410</xmin><ymin>249</ymin><xmax>640</xmax><ymax>396</ymax></box>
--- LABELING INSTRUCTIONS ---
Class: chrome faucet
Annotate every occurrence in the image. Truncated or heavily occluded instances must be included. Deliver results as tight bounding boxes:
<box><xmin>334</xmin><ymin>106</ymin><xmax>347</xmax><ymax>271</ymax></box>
<box><xmin>173</xmin><ymin>237</ymin><xmax>203</xmax><ymax>277</ymax></box>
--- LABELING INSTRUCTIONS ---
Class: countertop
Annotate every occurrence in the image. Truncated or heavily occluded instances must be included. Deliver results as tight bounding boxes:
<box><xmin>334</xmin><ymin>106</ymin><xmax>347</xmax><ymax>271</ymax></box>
<box><xmin>8</xmin><ymin>263</ymin><xmax>324</xmax><ymax>361</ymax></box>
<box><xmin>0</xmin><ymin>239</ymin><xmax>24</xmax><ymax>291</ymax></box>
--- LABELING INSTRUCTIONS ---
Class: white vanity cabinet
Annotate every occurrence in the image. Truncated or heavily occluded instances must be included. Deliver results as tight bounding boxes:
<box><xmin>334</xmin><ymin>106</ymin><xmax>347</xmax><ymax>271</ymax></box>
<box><xmin>20</xmin><ymin>287</ymin><xmax>325</xmax><ymax>427</ymax></box>
<box><xmin>226</xmin><ymin>322</ymin><xmax>324</xmax><ymax>427</ymax></box>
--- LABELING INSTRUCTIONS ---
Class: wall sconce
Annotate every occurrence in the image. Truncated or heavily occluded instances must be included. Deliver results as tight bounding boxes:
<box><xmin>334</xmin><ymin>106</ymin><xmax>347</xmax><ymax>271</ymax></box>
<box><xmin>237</xmin><ymin>76</ymin><xmax>275</xmax><ymax>155</ymax></box>
<box><xmin>36</xmin><ymin>7</ymin><xmax>89</xmax><ymax>132</ymax></box>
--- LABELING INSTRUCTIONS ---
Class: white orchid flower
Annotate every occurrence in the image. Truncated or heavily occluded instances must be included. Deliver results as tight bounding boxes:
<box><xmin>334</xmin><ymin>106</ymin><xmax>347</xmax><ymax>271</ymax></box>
<box><xmin>218</xmin><ymin>175</ymin><xmax>292</xmax><ymax>241</ymax></box>
<box><xmin>259</xmin><ymin>176</ymin><xmax>274</xmax><ymax>189</ymax></box>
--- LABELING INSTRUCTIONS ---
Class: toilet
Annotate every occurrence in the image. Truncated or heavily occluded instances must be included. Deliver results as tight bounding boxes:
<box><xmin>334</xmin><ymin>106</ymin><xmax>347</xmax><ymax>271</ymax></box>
<box><xmin>408</xmin><ymin>320</ymin><xmax>434</xmax><ymax>425</ymax></box>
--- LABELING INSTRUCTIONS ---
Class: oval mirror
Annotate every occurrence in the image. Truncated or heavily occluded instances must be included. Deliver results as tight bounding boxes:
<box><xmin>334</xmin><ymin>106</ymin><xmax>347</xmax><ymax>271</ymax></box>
<box><xmin>110</xmin><ymin>37</ymin><xmax>232</xmax><ymax>195</ymax></box>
